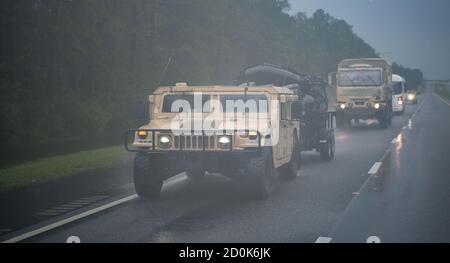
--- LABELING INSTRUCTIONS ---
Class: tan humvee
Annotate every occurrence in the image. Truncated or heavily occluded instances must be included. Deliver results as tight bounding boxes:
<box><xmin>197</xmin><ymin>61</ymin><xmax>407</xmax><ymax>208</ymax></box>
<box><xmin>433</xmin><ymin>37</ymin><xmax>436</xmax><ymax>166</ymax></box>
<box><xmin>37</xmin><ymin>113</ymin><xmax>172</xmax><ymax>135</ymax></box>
<box><xmin>126</xmin><ymin>83</ymin><xmax>301</xmax><ymax>199</ymax></box>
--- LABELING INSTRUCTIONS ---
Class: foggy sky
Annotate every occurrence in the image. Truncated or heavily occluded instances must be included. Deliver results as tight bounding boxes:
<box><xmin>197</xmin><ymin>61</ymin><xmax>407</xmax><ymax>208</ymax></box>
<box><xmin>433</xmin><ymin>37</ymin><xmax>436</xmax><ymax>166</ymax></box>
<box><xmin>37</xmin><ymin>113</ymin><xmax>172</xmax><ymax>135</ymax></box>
<box><xmin>289</xmin><ymin>0</ymin><xmax>450</xmax><ymax>79</ymax></box>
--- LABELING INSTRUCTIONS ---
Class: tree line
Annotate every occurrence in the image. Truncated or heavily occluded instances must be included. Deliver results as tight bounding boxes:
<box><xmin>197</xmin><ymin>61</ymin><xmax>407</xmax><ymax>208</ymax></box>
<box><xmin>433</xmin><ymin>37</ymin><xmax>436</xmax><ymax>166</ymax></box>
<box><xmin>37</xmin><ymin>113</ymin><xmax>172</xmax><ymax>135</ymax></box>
<box><xmin>0</xmin><ymin>0</ymin><xmax>423</xmax><ymax>165</ymax></box>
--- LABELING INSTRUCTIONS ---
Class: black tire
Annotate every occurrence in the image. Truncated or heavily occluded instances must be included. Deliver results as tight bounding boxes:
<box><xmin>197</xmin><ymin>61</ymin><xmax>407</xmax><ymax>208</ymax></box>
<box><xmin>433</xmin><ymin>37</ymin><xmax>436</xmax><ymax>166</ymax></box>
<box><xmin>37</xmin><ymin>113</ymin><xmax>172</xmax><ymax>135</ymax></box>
<box><xmin>133</xmin><ymin>153</ymin><xmax>164</xmax><ymax>198</ymax></box>
<box><xmin>280</xmin><ymin>136</ymin><xmax>300</xmax><ymax>180</ymax></box>
<box><xmin>388</xmin><ymin>107</ymin><xmax>393</xmax><ymax>126</ymax></box>
<box><xmin>378</xmin><ymin>111</ymin><xmax>388</xmax><ymax>129</ymax></box>
<box><xmin>246</xmin><ymin>149</ymin><xmax>275</xmax><ymax>200</ymax></box>
<box><xmin>320</xmin><ymin>133</ymin><xmax>335</xmax><ymax>161</ymax></box>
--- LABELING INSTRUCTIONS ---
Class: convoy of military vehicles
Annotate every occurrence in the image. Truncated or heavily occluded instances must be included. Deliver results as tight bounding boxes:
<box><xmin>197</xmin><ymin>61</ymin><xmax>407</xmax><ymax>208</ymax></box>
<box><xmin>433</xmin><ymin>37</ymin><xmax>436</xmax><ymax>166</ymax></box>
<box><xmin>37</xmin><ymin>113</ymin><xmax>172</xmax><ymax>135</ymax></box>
<box><xmin>125</xmin><ymin>58</ymin><xmax>413</xmax><ymax>200</ymax></box>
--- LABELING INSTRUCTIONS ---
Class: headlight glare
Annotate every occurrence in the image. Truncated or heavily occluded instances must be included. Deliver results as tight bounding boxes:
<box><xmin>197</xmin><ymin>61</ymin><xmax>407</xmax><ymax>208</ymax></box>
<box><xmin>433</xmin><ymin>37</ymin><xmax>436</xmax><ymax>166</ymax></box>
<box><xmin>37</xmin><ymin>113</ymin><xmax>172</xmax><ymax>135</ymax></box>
<box><xmin>248</xmin><ymin>131</ymin><xmax>258</xmax><ymax>140</ymax></box>
<box><xmin>218</xmin><ymin>136</ymin><xmax>231</xmax><ymax>145</ymax></box>
<box><xmin>158</xmin><ymin>135</ymin><xmax>171</xmax><ymax>148</ymax></box>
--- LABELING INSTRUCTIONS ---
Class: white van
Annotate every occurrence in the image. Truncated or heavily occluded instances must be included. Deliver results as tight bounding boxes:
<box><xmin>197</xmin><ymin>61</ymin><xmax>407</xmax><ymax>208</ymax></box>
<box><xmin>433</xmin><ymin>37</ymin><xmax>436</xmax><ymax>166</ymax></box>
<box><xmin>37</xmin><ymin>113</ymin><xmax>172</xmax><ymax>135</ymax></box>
<box><xmin>392</xmin><ymin>74</ymin><xmax>406</xmax><ymax>114</ymax></box>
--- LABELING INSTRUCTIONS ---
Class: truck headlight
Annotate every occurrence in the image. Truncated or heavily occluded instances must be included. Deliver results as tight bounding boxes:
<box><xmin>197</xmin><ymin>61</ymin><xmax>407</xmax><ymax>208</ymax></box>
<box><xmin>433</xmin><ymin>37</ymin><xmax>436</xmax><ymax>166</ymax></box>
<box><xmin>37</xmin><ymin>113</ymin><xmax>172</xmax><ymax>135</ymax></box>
<box><xmin>248</xmin><ymin>131</ymin><xmax>258</xmax><ymax>140</ymax></box>
<box><xmin>340</xmin><ymin>103</ymin><xmax>346</xmax><ymax>110</ymax></box>
<box><xmin>407</xmin><ymin>94</ymin><xmax>415</xmax><ymax>101</ymax></box>
<box><xmin>137</xmin><ymin>130</ymin><xmax>148</xmax><ymax>139</ymax></box>
<box><xmin>158</xmin><ymin>135</ymin><xmax>171</xmax><ymax>148</ymax></box>
<box><xmin>218</xmin><ymin>136</ymin><xmax>231</xmax><ymax>148</ymax></box>
<box><xmin>374</xmin><ymin>103</ymin><xmax>381</xmax><ymax>110</ymax></box>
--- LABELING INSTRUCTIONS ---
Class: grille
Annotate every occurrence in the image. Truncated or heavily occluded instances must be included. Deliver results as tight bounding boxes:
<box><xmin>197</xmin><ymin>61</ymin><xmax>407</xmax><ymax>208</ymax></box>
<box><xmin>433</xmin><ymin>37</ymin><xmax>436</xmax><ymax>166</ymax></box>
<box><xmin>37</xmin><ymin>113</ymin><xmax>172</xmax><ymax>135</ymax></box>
<box><xmin>174</xmin><ymin>135</ymin><xmax>216</xmax><ymax>150</ymax></box>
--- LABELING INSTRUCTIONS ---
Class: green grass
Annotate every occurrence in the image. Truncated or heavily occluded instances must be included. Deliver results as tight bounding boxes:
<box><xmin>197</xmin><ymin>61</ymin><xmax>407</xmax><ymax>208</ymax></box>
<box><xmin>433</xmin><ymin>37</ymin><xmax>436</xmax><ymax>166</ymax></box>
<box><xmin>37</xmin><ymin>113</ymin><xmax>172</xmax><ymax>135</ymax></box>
<box><xmin>0</xmin><ymin>146</ymin><xmax>132</xmax><ymax>192</ymax></box>
<box><xmin>435</xmin><ymin>85</ymin><xmax>450</xmax><ymax>100</ymax></box>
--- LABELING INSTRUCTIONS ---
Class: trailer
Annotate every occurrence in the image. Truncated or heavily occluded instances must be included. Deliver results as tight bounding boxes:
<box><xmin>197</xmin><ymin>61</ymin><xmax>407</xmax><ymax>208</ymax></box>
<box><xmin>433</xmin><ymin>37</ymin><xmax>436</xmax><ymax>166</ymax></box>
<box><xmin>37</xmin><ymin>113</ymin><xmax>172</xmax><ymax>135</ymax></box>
<box><xmin>235</xmin><ymin>64</ymin><xmax>336</xmax><ymax>161</ymax></box>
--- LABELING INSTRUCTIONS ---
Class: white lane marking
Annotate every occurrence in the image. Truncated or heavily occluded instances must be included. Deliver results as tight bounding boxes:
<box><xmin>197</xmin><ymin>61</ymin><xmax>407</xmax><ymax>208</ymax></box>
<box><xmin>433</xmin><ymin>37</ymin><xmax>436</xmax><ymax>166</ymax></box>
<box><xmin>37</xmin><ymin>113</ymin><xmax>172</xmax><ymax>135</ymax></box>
<box><xmin>2</xmin><ymin>194</ymin><xmax>138</xmax><ymax>243</ymax></box>
<box><xmin>368</xmin><ymin>162</ymin><xmax>382</xmax><ymax>175</ymax></box>
<box><xmin>4</xmin><ymin>173</ymin><xmax>190</xmax><ymax>243</ymax></box>
<box><xmin>315</xmin><ymin>237</ymin><xmax>332</xmax><ymax>243</ymax></box>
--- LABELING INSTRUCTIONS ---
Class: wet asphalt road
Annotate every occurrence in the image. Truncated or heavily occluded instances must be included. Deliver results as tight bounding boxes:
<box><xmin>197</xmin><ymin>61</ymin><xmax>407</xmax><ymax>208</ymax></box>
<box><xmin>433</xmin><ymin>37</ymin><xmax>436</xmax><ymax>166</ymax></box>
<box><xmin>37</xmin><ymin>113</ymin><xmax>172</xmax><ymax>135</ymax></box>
<box><xmin>332</xmin><ymin>92</ymin><xmax>450</xmax><ymax>242</ymax></box>
<box><xmin>12</xmin><ymin>91</ymin><xmax>450</xmax><ymax>243</ymax></box>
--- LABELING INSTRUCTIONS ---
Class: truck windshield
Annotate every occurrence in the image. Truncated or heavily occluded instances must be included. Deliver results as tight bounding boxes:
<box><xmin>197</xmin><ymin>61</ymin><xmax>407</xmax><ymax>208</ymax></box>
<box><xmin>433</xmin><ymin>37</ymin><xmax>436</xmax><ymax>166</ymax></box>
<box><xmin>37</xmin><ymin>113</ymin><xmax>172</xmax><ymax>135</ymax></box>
<box><xmin>338</xmin><ymin>70</ymin><xmax>383</xmax><ymax>87</ymax></box>
<box><xmin>220</xmin><ymin>94</ymin><xmax>268</xmax><ymax>113</ymax></box>
<box><xmin>392</xmin><ymin>82</ymin><xmax>404</xmax><ymax>95</ymax></box>
<box><xmin>162</xmin><ymin>94</ymin><xmax>212</xmax><ymax>113</ymax></box>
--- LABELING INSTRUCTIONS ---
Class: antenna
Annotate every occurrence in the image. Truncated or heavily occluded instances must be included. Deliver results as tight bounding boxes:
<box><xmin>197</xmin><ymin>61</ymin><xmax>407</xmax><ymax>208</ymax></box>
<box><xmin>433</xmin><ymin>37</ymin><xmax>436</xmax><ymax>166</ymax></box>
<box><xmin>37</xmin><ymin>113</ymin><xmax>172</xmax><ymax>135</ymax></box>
<box><xmin>156</xmin><ymin>57</ymin><xmax>172</xmax><ymax>88</ymax></box>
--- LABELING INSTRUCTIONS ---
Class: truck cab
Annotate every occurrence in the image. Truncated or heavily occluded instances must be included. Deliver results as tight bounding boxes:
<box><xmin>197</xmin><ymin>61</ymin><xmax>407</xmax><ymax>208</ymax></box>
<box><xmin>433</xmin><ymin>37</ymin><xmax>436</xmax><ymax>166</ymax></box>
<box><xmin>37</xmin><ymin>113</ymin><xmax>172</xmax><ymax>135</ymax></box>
<box><xmin>125</xmin><ymin>83</ymin><xmax>301</xmax><ymax>199</ymax></box>
<box><xmin>392</xmin><ymin>74</ymin><xmax>406</xmax><ymax>114</ymax></box>
<box><xmin>336</xmin><ymin>58</ymin><xmax>393</xmax><ymax>128</ymax></box>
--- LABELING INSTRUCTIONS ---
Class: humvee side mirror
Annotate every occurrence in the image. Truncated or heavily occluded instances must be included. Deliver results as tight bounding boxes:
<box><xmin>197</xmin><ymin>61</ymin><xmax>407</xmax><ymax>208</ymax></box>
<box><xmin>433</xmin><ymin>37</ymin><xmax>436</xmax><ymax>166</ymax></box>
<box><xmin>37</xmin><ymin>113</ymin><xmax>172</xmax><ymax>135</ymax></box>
<box><xmin>291</xmin><ymin>102</ymin><xmax>303</xmax><ymax>120</ymax></box>
<box><xmin>136</xmin><ymin>100</ymin><xmax>150</xmax><ymax>121</ymax></box>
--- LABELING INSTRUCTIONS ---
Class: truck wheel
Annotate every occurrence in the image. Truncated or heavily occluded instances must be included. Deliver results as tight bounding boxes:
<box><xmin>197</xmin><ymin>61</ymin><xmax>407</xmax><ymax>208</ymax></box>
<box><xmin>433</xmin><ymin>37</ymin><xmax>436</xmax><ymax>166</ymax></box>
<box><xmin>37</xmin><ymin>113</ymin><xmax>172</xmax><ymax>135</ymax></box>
<box><xmin>133</xmin><ymin>153</ymin><xmax>164</xmax><ymax>198</ymax></box>
<box><xmin>320</xmin><ymin>134</ymin><xmax>335</xmax><ymax>161</ymax></box>
<box><xmin>378</xmin><ymin>111</ymin><xmax>388</xmax><ymax>129</ymax></box>
<box><xmin>246</xmin><ymin>150</ymin><xmax>275</xmax><ymax>200</ymax></box>
<box><xmin>280</xmin><ymin>137</ymin><xmax>300</xmax><ymax>181</ymax></box>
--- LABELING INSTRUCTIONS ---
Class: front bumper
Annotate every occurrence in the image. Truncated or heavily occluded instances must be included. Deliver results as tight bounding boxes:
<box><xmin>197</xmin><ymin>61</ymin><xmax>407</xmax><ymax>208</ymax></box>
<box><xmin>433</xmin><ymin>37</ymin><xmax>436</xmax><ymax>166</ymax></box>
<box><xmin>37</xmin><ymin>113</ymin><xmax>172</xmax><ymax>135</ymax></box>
<box><xmin>335</xmin><ymin>105</ymin><xmax>385</xmax><ymax>118</ymax></box>
<box><xmin>124</xmin><ymin>129</ymin><xmax>263</xmax><ymax>153</ymax></box>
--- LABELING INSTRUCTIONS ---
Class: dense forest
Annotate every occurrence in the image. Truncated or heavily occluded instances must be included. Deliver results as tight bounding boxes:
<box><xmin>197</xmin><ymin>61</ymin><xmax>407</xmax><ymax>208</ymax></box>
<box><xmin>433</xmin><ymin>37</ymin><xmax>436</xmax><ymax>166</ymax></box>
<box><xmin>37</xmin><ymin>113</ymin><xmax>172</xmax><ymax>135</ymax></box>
<box><xmin>0</xmin><ymin>0</ymin><xmax>423</xmax><ymax>164</ymax></box>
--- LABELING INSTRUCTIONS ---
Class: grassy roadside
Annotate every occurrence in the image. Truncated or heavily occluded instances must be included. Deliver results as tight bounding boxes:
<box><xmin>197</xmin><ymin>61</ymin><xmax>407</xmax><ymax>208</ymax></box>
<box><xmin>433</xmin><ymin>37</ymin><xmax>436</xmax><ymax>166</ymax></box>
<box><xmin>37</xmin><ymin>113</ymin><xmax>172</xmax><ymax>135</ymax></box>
<box><xmin>0</xmin><ymin>146</ymin><xmax>133</xmax><ymax>192</ymax></box>
<box><xmin>435</xmin><ymin>85</ymin><xmax>450</xmax><ymax>100</ymax></box>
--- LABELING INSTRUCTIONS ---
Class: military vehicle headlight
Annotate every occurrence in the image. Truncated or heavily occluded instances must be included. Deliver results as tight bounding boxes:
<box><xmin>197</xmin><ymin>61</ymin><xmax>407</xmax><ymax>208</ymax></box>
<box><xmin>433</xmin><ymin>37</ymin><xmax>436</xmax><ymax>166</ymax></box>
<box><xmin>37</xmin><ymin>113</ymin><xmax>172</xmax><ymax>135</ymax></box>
<box><xmin>137</xmin><ymin>130</ymin><xmax>148</xmax><ymax>139</ymax></box>
<box><xmin>340</xmin><ymin>103</ymin><xmax>346</xmax><ymax>110</ymax></box>
<box><xmin>218</xmin><ymin>136</ymin><xmax>231</xmax><ymax>148</ymax></box>
<box><xmin>158</xmin><ymin>135</ymin><xmax>171</xmax><ymax>148</ymax></box>
<box><xmin>374</xmin><ymin>103</ymin><xmax>381</xmax><ymax>110</ymax></box>
<box><xmin>408</xmin><ymin>94</ymin><xmax>415</xmax><ymax>100</ymax></box>
<box><xmin>248</xmin><ymin>131</ymin><xmax>258</xmax><ymax>140</ymax></box>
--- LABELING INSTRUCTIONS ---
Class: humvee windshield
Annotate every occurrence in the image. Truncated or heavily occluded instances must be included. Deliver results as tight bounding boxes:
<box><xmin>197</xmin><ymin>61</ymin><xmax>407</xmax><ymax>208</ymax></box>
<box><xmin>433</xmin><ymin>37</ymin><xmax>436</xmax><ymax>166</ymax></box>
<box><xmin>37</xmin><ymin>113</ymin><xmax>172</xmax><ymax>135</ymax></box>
<box><xmin>162</xmin><ymin>94</ymin><xmax>212</xmax><ymax>113</ymax></box>
<box><xmin>219</xmin><ymin>94</ymin><xmax>269</xmax><ymax>113</ymax></box>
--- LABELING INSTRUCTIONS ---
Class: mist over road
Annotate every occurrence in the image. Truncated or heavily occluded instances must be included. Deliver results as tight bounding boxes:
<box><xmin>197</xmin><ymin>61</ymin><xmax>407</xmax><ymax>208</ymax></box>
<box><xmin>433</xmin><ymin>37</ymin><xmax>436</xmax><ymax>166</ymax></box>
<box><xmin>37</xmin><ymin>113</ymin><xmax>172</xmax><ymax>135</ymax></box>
<box><xmin>3</xmin><ymin>92</ymin><xmax>449</xmax><ymax>243</ymax></box>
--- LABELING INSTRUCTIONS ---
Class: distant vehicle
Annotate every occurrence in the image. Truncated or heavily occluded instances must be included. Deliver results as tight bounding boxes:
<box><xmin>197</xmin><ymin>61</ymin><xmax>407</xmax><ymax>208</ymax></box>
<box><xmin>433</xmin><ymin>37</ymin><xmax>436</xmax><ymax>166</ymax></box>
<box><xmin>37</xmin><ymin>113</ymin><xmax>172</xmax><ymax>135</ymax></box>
<box><xmin>336</xmin><ymin>58</ymin><xmax>393</xmax><ymax>129</ymax></box>
<box><xmin>392</xmin><ymin>74</ymin><xmax>406</xmax><ymax>114</ymax></box>
<box><xmin>406</xmin><ymin>90</ymin><xmax>418</xmax><ymax>104</ymax></box>
<box><xmin>125</xmin><ymin>82</ymin><xmax>301</xmax><ymax>200</ymax></box>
